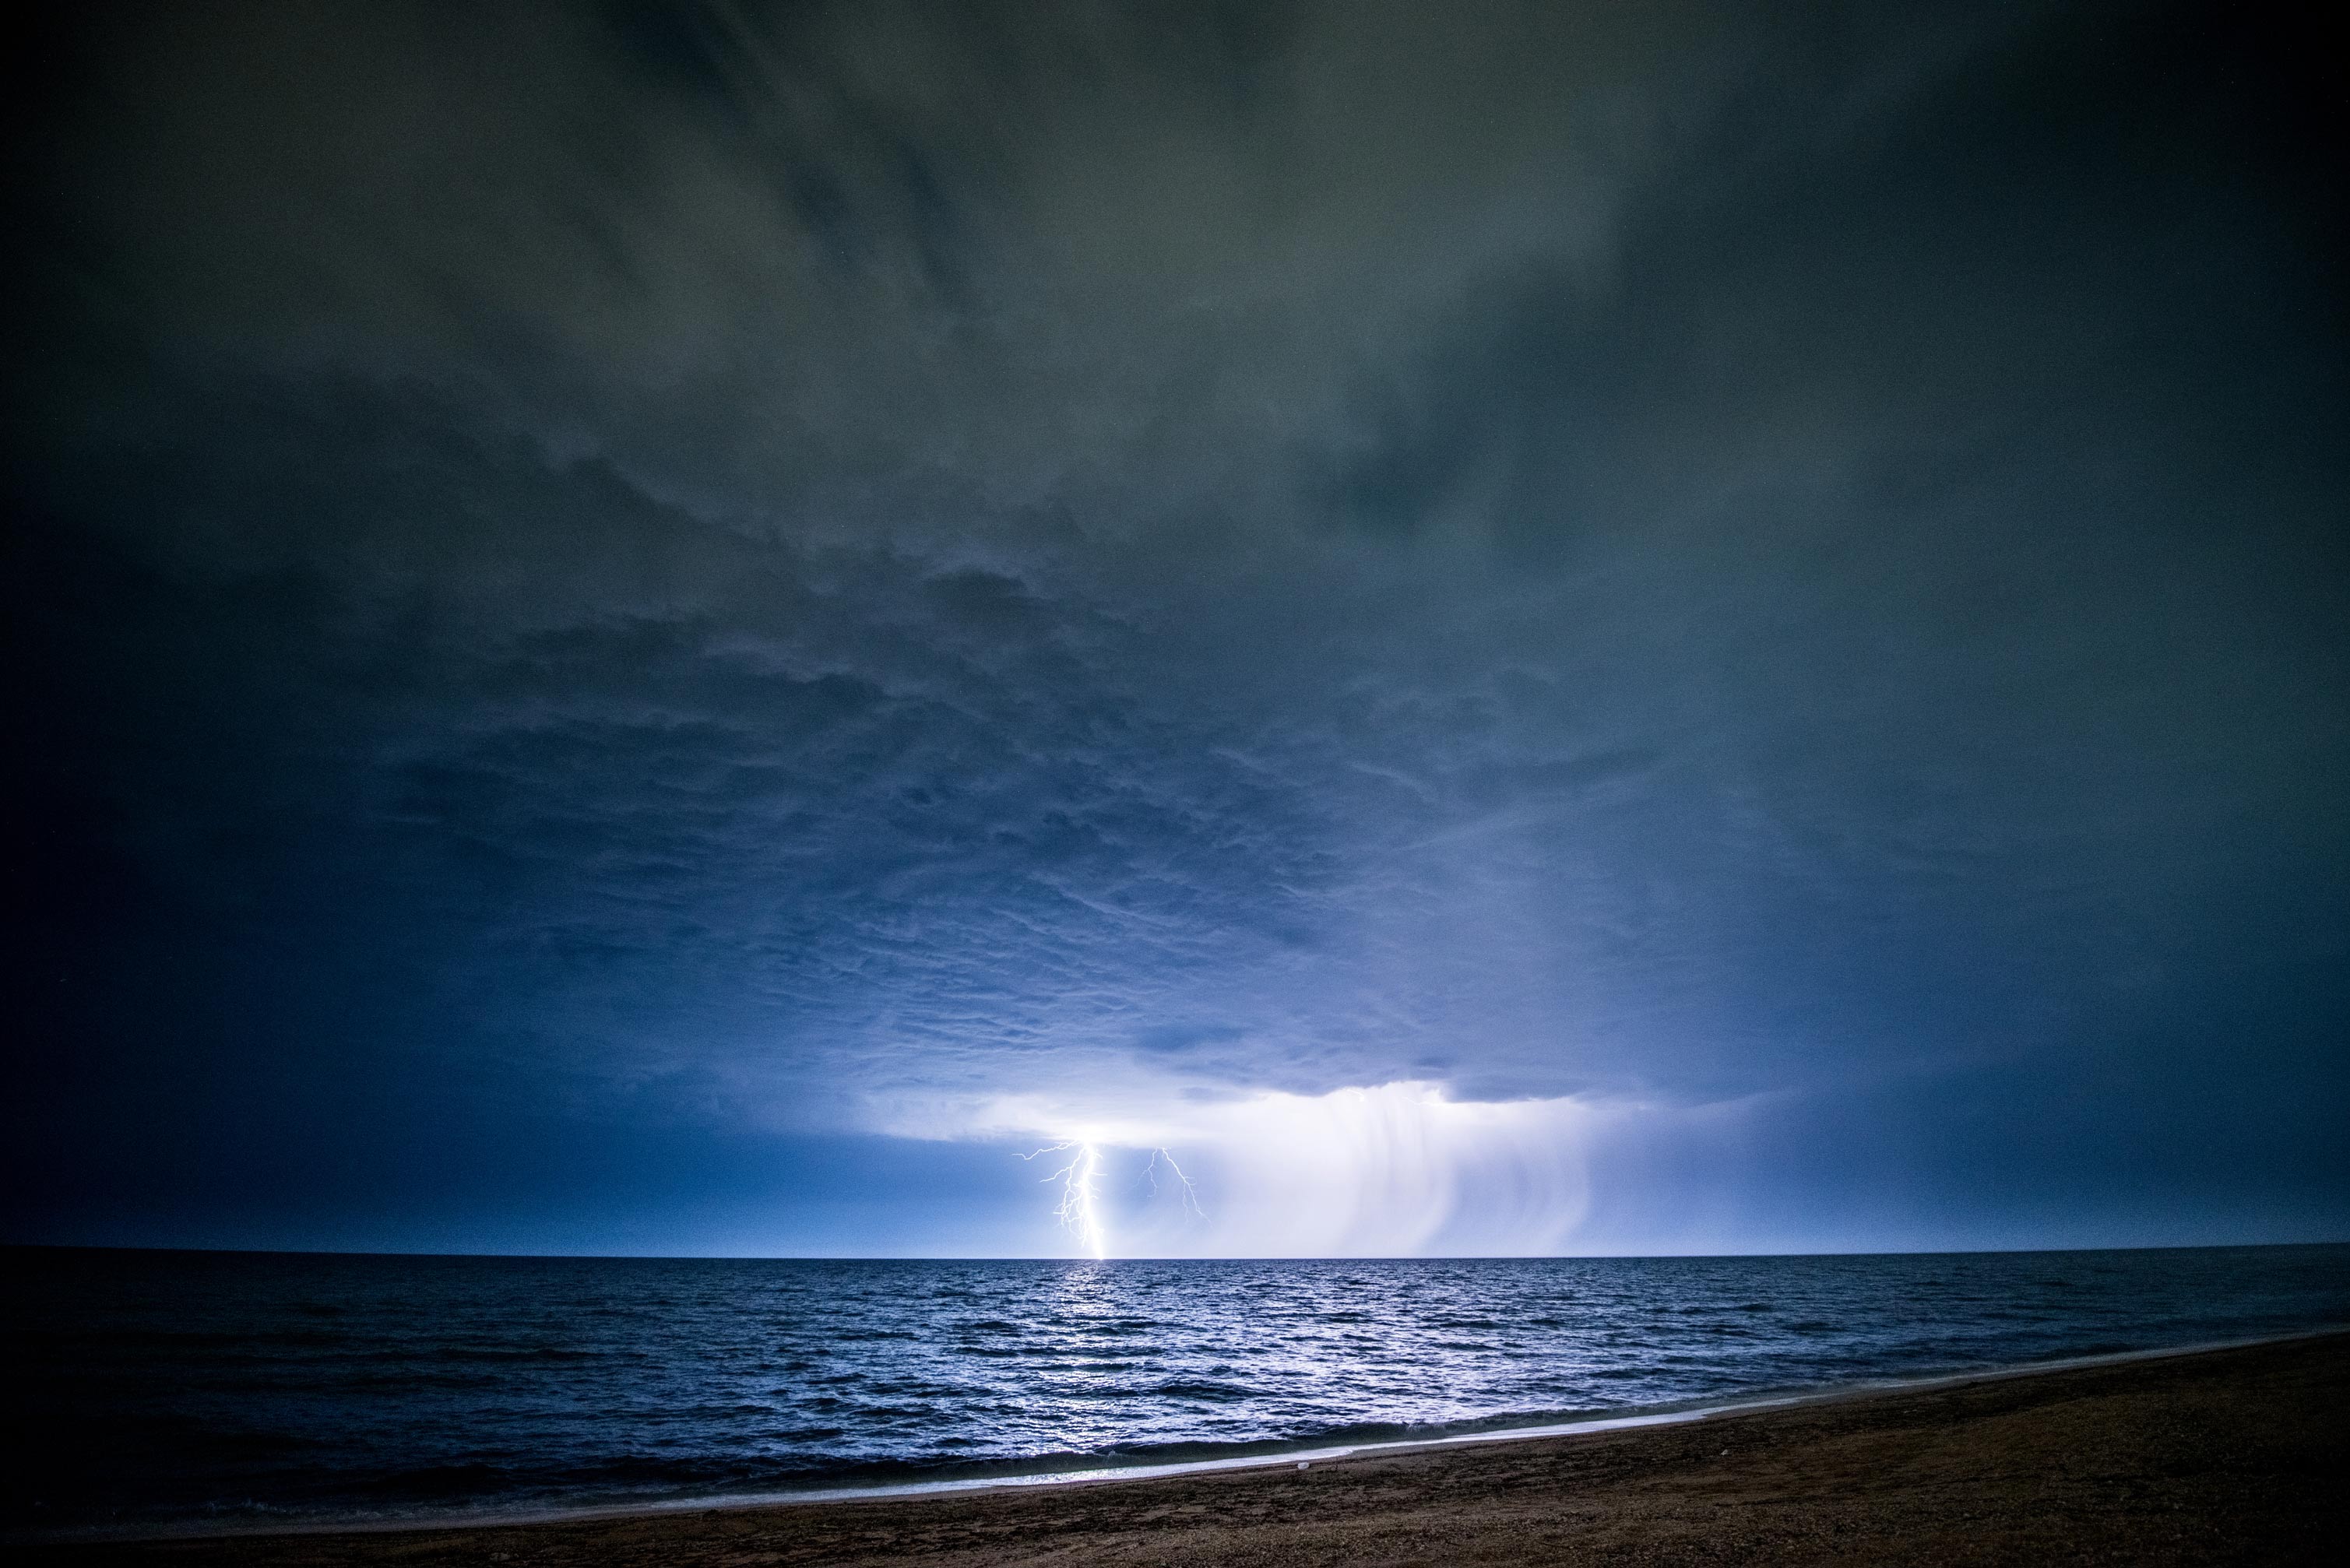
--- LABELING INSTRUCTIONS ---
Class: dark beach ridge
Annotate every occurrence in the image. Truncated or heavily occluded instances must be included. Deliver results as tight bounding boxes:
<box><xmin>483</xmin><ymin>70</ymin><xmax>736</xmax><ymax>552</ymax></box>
<box><xmin>23</xmin><ymin>1333</ymin><xmax>2350</xmax><ymax>1566</ymax></box>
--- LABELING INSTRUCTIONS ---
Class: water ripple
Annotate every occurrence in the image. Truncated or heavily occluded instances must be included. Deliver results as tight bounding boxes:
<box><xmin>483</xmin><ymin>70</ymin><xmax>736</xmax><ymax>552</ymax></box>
<box><xmin>5</xmin><ymin>1246</ymin><xmax>2346</xmax><ymax>1533</ymax></box>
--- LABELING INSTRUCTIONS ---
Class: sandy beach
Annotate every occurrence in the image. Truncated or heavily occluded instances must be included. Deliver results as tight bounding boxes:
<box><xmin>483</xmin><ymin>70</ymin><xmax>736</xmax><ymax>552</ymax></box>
<box><xmin>28</xmin><ymin>1331</ymin><xmax>2347</xmax><ymax>1566</ymax></box>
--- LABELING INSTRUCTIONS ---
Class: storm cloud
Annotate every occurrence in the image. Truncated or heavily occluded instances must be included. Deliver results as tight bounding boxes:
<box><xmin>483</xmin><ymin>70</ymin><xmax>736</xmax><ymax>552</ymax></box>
<box><xmin>5</xmin><ymin>0</ymin><xmax>2344</xmax><ymax>1254</ymax></box>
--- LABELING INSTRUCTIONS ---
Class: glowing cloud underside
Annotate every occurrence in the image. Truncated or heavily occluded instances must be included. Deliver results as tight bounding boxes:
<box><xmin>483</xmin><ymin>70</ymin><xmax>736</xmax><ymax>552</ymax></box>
<box><xmin>979</xmin><ymin>1082</ymin><xmax>1606</xmax><ymax>1258</ymax></box>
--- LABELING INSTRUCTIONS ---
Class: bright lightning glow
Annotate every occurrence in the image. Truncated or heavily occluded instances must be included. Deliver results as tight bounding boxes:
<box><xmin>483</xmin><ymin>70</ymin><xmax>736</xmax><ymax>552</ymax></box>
<box><xmin>1021</xmin><ymin>1140</ymin><xmax>1107</xmax><ymax>1259</ymax></box>
<box><xmin>956</xmin><ymin>1082</ymin><xmax>1603</xmax><ymax>1257</ymax></box>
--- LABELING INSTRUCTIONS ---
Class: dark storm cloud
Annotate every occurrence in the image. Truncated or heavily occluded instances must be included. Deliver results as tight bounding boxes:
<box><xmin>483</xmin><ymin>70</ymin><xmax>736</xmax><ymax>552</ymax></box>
<box><xmin>5</xmin><ymin>0</ymin><xmax>2344</xmax><ymax>1248</ymax></box>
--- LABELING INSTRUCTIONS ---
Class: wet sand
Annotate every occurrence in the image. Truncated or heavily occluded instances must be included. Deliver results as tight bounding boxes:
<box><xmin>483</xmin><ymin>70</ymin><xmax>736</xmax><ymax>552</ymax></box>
<box><xmin>34</xmin><ymin>1332</ymin><xmax>2349</xmax><ymax>1566</ymax></box>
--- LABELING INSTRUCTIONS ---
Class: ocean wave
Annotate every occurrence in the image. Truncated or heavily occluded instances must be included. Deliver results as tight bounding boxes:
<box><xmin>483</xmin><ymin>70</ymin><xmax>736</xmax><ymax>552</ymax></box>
<box><xmin>9</xmin><ymin>1245</ymin><xmax>2345</xmax><ymax>1535</ymax></box>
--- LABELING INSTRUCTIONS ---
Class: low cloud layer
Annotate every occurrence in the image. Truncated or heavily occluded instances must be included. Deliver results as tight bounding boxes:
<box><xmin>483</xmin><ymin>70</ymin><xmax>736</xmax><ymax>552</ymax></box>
<box><xmin>5</xmin><ymin>0</ymin><xmax>2344</xmax><ymax>1253</ymax></box>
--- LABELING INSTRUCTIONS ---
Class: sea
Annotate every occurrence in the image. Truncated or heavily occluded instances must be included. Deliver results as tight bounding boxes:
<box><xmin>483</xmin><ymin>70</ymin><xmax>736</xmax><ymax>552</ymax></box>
<box><xmin>8</xmin><ymin>1243</ymin><xmax>2348</xmax><ymax>1537</ymax></box>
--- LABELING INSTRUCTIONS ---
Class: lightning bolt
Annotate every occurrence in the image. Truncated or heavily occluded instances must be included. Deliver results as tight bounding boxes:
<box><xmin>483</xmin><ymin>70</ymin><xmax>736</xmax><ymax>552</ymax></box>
<box><xmin>1145</xmin><ymin>1147</ymin><xmax>1205</xmax><ymax>1219</ymax></box>
<box><xmin>1021</xmin><ymin>1141</ymin><xmax>1106</xmax><ymax>1259</ymax></box>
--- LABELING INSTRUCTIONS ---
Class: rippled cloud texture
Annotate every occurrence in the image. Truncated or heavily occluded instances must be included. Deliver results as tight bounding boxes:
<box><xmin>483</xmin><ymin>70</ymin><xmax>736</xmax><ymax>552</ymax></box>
<box><xmin>5</xmin><ymin>0</ymin><xmax>2344</xmax><ymax>1255</ymax></box>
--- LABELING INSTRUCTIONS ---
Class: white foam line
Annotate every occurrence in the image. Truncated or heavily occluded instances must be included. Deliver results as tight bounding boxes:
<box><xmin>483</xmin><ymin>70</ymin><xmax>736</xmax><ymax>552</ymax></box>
<box><xmin>41</xmin><ymin>1327</ymin><xmax>2347</xmax><ymax>1544</ymax></box>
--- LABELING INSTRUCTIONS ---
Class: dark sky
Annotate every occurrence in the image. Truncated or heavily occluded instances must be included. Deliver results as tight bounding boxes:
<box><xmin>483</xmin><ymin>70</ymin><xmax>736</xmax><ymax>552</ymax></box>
<box><xmin>5</xmin><ymin>0</ymin><xmax>2344</xmax><ymax>1257</ymax></box>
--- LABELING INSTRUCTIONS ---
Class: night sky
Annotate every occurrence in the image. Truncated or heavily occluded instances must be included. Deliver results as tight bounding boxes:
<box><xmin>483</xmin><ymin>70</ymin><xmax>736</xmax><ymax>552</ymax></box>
<box><xmin>5</xmin><ymin>0</ymin><xmax>2344</xmax><ymax>1258</ymax></box>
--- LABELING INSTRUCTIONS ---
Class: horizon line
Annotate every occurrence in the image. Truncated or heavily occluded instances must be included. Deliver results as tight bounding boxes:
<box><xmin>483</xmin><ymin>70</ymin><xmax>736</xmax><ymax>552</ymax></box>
<box><xmin>9</xmin><ymin>1237</ymin><xmax>2348</xmax><ymax>1264</ymax></box>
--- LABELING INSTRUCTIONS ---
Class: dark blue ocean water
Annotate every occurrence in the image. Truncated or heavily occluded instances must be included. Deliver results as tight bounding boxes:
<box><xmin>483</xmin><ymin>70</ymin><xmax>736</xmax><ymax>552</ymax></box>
<box><xmin>7</xmin><ymin>1244</ymin><xmax>2348</xmax><ymax>1535</ymax></box>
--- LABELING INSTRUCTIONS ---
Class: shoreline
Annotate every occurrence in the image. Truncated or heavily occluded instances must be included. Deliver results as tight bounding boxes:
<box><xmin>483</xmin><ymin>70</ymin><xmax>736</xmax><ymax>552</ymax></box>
<box><xmin>28</xmin><ymin>1327</ymin><xmax>2349</xmax><ymax>1549</ymax></box>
